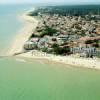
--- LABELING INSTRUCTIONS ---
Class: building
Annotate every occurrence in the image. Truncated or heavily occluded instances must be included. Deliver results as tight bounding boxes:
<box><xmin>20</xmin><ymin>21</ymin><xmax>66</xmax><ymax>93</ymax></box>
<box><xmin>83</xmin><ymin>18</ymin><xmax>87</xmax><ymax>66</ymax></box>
<box><xmin>24</xmin><ymin>41</ymin><xmax>37</xmax><ymax>50</ymax></box>
<box><xmin>71</xmin><ymin>47</ymin><xmax>96</xmax><ymax>58</ymax></box>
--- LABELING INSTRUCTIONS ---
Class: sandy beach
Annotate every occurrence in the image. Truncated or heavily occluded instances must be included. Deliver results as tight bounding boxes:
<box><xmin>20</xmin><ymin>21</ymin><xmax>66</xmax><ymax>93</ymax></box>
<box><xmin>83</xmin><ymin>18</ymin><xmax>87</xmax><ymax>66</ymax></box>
<box><xmin>17</xmin><ymin>50</ymin><xmax>100</xmax><ymax>70</ymax></box>
<box><xmin>7</xmin><ymin>8</ymin><xmax>100</xmax><ymax>70</ymax></box>
<box><xmin>7</xmin><ymin>8</ymin><xmax>38</xmax><ymax>55</ymax></box>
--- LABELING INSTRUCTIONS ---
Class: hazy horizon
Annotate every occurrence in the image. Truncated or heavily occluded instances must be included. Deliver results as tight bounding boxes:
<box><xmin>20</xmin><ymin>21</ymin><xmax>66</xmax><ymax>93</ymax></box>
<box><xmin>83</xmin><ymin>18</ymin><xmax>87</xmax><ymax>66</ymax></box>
<box><xmin>0</xmin><ymin>0</ymin><xmax>100</xmax><ymax>5</ymax></box>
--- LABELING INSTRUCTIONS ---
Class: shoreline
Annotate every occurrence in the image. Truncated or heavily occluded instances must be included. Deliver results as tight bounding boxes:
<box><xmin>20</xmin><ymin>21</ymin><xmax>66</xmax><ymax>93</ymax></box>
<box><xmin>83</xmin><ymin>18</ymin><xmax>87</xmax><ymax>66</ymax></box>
<box><xmin>17</xmin><ymin>50</ymin><xmax>100</xmax><ymax>70</ymax></box>
<box><xmin>7</xmin><ymin>8</ymin><xmax>38</xmax><ymax>56</ymax></box>
<box><xmin>7</xmin><ymin>8</ymin><xmax>100</xmax><ymax>70</ymax></box>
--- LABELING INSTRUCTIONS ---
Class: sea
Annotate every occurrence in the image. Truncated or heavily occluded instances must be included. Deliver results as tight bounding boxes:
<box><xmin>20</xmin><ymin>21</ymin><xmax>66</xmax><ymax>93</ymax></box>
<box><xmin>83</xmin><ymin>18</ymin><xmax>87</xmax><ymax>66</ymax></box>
<box><xmin>0</xmin><ymin>4</ymin><xmax>100</xmax><ymax>100</ymax></box>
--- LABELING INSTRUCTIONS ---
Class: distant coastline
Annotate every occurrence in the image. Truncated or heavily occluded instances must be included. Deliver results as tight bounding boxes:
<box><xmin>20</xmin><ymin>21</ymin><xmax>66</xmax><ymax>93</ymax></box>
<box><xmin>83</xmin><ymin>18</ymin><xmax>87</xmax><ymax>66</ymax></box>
<box><xmin>8</xmin><ymin>7</ymin><xmax>100</xmax><ymax>70</ymax></box>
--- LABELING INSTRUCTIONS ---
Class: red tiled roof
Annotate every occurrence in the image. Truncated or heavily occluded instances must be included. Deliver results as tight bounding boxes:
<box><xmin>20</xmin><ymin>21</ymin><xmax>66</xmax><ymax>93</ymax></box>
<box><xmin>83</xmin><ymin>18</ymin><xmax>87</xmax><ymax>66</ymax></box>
<box><xmin>96</xmin><ymin>27</ymin><xmax>100</xmax><ymax>34</ymax></box>
<box><xmin>78</xmin><ymin>36</ymin><xmax>100</xmax><ymax>42</ymax></box>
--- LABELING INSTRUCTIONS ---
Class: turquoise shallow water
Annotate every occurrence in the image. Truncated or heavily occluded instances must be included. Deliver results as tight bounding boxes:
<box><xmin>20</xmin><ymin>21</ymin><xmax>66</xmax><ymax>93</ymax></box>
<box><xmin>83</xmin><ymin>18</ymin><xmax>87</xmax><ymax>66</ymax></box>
<box><xmin>0</xmin><ymin>4</ymin><xmax>100</xmax><ymax>100</ymax></box>
<box><xmin>0</xmin><ymin>4</ymin><xmax>34</xmax><ymax>54</ymax></box>
<box><xmin>0</xmin><ymin>58</ymin><xmax>100</xmax><ymax>100</ymax></box>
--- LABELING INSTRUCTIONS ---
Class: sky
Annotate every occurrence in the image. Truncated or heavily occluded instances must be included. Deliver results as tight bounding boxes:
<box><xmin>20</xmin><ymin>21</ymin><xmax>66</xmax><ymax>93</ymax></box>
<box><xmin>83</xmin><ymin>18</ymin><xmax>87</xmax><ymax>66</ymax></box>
<box><xmin>0</xmin><ymin>0</ymin><xmax>100</xmax><ymax>5</ymax></box>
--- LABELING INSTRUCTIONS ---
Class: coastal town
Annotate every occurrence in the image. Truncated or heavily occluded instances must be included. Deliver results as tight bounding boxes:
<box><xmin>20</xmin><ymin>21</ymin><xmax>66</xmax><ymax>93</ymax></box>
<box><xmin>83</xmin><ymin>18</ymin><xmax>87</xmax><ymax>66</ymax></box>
<box><xmin>23</xmin><ymin>7</ymin><xmax>100</xmax><ymax>58</ymax></box>
<box><xmin>1</xmin><ymin>3</ymin><xmax>100</xmax><ymax>100</ymax></box>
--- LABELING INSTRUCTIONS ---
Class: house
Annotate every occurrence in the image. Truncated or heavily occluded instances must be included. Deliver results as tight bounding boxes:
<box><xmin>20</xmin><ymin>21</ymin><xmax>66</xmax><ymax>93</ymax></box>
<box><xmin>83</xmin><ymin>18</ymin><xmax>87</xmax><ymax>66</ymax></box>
<box><xmin>30</xmin><ymin>38</ymin><xmax>39</xmax><ymax>42</ymax></box>
<box><xmin>57</xmin><ymin>35</ymin><xmax>68</xmax><ymax>41</ymax></box>
<box><xmin>24</xmin><ymin>41</ymin><xmax>37</xmax><ymax>50</ymax></box>
<box><xmin>37</xmin><ymin>36</ymin><xmax>51</xmax><ymax>49</ymax></box>
<box><xmin>96</xmin><ymin>27</ymin><xmax>100</xmax><ymax>34</ymax></box>
<box><xmin>71</xmin><ymin>46</ymin><xmax>96</xmax><ymax>58</ymax></box>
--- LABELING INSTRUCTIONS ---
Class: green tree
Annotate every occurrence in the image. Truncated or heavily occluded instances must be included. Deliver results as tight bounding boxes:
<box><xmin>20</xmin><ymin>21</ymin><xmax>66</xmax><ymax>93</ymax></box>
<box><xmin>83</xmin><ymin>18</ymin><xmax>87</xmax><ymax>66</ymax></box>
<box><xmin>40</xmin><ymin>26</ymin><xmax>58</xmax><ymax>37</ymax></box>
<box><xmin>51</xmin><ymin>43</ymin><xmax>70</xmax><ymax>55</ymax></box>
